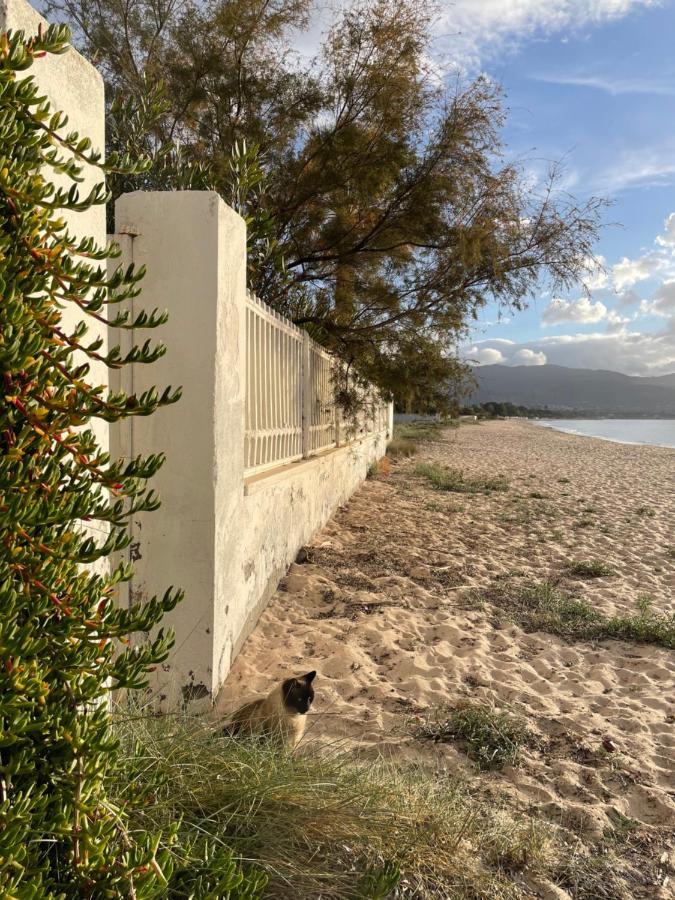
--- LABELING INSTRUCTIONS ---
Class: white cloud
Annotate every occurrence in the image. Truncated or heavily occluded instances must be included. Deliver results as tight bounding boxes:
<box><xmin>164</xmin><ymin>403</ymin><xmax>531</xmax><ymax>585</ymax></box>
<box><xmin>581</xmin><ymin>255</ymin><xmax>608</xmax><ymax>291</ymax></box>
<box><xmin>606</xmin><ymin>309</ymin><xmax>632</xmax><ymax>329</ymax></box>
<box><xmin>542</xmin><ymin>297</ymin><xmax>608</xmax><ymax>325</ymax></box>
<box><xmin>512</xmin><ymin>348</ymin><xmax>547</xmax><ymax>365</ymax></box>
<box><xmin>468</xmin><ymin>208</ymin><xmax>675</xmax><ymax>376</ymax></box>
<box><xmin>656</xmin><ymin>212</ymin><xmax>675</xmax><ymax>247</ymax></box>
<box><xmin>639</xmin><ymin>280</ymin><xmax>675</xmax><ymax>317</ymax></box>
<box><xmin>534</xmin><ymin>74</ymin><xmax>675</xmax><ymax>96</ymax></box>
<box><xmin>593</xmin><ymin>144</ymin><xmax>675</xmax><ymax>194</ymax></box>
<box><xmin>466</xmin><ymin>328</ymin><xmax>675</xmax><ymax>375</ymax></box>
<box><xmin>467</xmin><ymin>346</ymin><xmax>506</xmax><ymax>365</ymax></box>
<box><xmin>615</xmin><ymin>289</ymin><xmax>642</xmax><ymax>308</ymax></box>
<box><xmin>438</xmin><ymin>0</ymin><xmax>659</xmax><ymax>67</ymax></box>
<box><xmin>612</xmin><ymin>250</ymin><xmax>670</xmax><ymax>291</ymax></box>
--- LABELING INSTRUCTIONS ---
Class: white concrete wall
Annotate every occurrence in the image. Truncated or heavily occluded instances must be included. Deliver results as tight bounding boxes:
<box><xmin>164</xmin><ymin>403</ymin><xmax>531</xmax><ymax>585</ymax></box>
<box><xmin>113</xmin><ymin>191</ymin><xmax>390</xmax><ymax>707</ymax></box>
<box><xmin>230</xmin><ymin>435</ymin><xmax>389</xmax><ymax>669</ymax></box>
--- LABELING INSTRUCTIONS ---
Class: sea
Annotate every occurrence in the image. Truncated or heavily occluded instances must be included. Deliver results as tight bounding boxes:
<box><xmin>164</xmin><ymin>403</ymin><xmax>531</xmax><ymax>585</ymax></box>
<box><xmin>536</xmin><ymin>419</ymin><xmax>675</xmax><ymax>449</ymax></box>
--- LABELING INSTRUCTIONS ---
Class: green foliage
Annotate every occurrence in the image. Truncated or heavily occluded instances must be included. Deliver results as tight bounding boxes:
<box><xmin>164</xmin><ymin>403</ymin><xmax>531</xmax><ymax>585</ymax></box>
<box><xmin>0</xmin><ymin>24</ymin><xmax>199</xmax><ymax>895</ymax></box>
<box><xmin>415</xmin><ymin>463</ymin><xmax>509</xmax><ymax>494</ymax></box>
<box><xmin>386</xmin><ymin>437</ymin><xmax>417</xmax><ymax>458</ymax></box>
<box><xmin>416</xmin><ymin>705</ymin><xmax>534</xmax><ymax>770</ymax></box>
<box><xmin>395</xmin><ymin>420</ymin><xmax>453</xmax><ymax>442</ymax></box>
<box><xmin>566</xmin><ymin>560</ymin><xmax>616</xmax><ymax>579</ymax></box>
<box><xmin>477</xmin><ymin>581</ymin><xmax>675</xmax><ymax>649</ymax></box>
<box><xmin>164</xmin><ymin>841</ymin><xmax>267</xmax><ymax>899</ymax></box>
<box><xmin>105</xmin><ymin>75</ymin><xmax>213</xmax><ymax>230</ymax></box>
<box><xmin>357</xmin><ymin>861</ymin><xmax>401</xmax><ymax>898</ymax></box>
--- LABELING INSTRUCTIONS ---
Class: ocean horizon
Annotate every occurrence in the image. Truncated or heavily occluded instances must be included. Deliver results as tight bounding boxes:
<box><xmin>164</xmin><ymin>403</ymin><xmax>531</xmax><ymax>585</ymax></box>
<box><xmin>536</xmin><ymin>418</ymin><xmax>675</xmax><ymax>449</ymax></box>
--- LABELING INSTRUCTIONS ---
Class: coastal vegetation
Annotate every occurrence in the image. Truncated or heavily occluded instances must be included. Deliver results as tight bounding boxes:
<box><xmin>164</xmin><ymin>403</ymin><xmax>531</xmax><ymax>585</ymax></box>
<box><xmin>566</xmin><ymin>560</ymin><xmax>616</xmax><ymax>579</ymax></box>
<box><xmin>472</xmin><ymin>580</ymin><xmax>675</xmax><ymax>649</ymax></box>
<box><xmin>112</xmin><ymin>710</ymin><xmax>559</xmax><ymax>899</ymax></box>
<box><xmin>415</xmin><ymin>705</ymin><xmax>534</xmax><ymax>771</ymax></box>
<box><xmin>415</xmin><ymin>462</ymin><xmax>509</xmax><ymax>494</ymax></box>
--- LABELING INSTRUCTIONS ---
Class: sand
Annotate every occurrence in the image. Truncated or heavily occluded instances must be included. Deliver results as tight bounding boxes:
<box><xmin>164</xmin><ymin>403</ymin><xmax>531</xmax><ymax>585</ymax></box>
<box><xmin>217</xmin><ymin>420</ymin><xmax>674</xmax><ymax>893</ymax></box>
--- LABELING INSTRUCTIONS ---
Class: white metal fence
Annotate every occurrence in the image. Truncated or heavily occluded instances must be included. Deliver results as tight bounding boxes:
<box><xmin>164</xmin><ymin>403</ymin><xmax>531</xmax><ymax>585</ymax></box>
<box><xmin>245</xmin><ymin>293</ymin><xmax>389</xmax><ymax>476</ymax></box>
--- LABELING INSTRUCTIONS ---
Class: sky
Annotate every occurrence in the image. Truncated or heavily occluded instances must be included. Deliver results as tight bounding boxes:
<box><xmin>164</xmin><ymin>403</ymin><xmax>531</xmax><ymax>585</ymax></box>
<box><xmin>299</xmin><ymin>1</ymin><xmax>675</xmax><ymax>375</ymax></box>
<box><xmin>437</xmin><ymin>0</ymin><xmax>675</xmax><ymax>376</ymax></box>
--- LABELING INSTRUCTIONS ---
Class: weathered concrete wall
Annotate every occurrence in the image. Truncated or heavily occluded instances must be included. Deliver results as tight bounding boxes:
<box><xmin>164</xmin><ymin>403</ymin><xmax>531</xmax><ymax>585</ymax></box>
<box><xmin>113</xmin><ymin>191</ymin><xmax>390</xmax><ymax>707</ymax></box>
<box><xmin>228</xmin><ymin>434</ymin><xmax>388</xmax><ymax>676</ymax></box>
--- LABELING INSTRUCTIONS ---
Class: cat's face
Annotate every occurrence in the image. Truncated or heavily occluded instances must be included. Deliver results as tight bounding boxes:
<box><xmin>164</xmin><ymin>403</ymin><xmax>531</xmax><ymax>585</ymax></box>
<box><xmin>282</xmin><ymin>671</ymin><xmax>316</xmax><ymax>714</ymax></box>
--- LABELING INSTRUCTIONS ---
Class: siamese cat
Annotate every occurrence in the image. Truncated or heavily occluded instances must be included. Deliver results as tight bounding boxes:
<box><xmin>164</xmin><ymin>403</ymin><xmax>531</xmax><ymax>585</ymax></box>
<box><xmin>224</xmin><ymin>671</ymin><xmax>316</xmax><ymax>749</ymax></box>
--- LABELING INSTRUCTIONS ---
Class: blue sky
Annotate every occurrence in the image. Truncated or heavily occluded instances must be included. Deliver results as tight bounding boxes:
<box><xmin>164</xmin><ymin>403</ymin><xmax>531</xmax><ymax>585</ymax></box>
<box><xmin>436</xmin><ymin>0</ymin><xmax>675</xmax><ymax>375</ymax></box>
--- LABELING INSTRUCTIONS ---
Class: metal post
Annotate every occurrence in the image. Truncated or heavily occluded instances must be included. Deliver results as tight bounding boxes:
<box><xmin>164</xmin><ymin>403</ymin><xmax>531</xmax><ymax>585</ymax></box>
<box><xmin>301</xmin><ymin>332</ymin><xmax>311</xmax><ymax>458</ymax></box>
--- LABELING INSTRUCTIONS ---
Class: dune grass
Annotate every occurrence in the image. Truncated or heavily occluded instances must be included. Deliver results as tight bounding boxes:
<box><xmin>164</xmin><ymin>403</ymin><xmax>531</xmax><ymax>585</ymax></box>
<box><xmin>473</xmin><ymin>580</ymin><xmax>675</xmax><ymax>649</ymax></box>
<box><xmin>566</xmin><ymin>560</ymin><xmax>616</xmax><ymax>579</ymax></box>
<box><xmin>415</xmin><ymin>462</ymin><xmax>509</xmax><ymax>494</ymax></box>
<box><xmin>386</xmin><ymin>437</ymin><xmax>418</xmax><ymax>458</ymax></box>
<box><xmin>111</xmin><ymin>710</ymin><xmax>563</xmax><ymax>899</ymax></box>
<box><xmin>395</xmin><ymin>420</ymin><xmax>453</xmax><ymax>442</ymax></box>
<box><xmin>416</xmin><ymin>705</ymin><xmax>535</xmax><ymax>771</ymax></box>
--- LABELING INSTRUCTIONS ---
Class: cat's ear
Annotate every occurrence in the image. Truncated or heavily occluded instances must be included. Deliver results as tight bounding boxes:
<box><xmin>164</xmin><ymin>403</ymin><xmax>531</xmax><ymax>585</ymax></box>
<box><xmin>302</xmin><ymin>671</ymin><xmax>317</xmax><ymax>683</ymax></box>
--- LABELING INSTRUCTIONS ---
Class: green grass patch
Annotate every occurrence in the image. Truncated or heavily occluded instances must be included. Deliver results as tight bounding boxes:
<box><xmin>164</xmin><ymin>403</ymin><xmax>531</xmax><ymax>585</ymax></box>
<box><xmin>415</xmin><ymin>462</ymin><xmax>509</xmax><ymax>494</ymax></box>
<box><xmin>394</xmin><ymin>419</ymin><xmax>454</xmax><ymax>443</ymax></box>
<box><xmin>111</xmin><ymin>711</ymin><xmax>558</xmax><ymax>899</ymax></box>
<box><xmin>416</xmin><ymin>705</ymin><xmax>535</xmax><ymax>770</ymax></box>
<box><xmin>476</xmin><ymin>581</ymin><xmax>675</xmax><ymax>649</ymax></box>
<box><xmin>574</xmin><ymin>517</ymin><xmax>594</xmax><ymax>529</ymax></box>
<box><xmin>566</xmin><ymin>560</ymin><xmax>616</xmax><ymax>579</ymax></box>
<box><xmin>386</xmin><ymin>437</ymin><xmax>417</xmax><ymax>458</ymax></box>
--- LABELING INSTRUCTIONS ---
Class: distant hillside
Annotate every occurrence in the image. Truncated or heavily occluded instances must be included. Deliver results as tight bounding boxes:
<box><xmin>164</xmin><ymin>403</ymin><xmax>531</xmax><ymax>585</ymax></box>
<box><xmin>468</xmin><ymin>365</ymin><xmax>675</xmax><ymax>416</ymax></box>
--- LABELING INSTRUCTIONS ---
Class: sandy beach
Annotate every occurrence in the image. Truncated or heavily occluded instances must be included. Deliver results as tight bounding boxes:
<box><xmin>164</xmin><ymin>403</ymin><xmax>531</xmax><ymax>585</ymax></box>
<box><xmin>218</xmin><ymin>420</ymin><xmax>674</xmax><ymax>896</ymax></box>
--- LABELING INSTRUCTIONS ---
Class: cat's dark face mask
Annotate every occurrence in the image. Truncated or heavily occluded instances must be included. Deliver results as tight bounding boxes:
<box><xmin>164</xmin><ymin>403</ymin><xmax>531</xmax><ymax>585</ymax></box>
<box><xmin>282</xmin><ymin>671</ymin><xmax>316</xmax><ymax>714</ymax></box>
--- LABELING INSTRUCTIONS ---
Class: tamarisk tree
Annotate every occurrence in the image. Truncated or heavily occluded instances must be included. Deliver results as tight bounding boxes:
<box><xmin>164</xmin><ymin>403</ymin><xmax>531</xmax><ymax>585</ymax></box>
<box><xmin>0</xmin><ymin>24</ymin><xmax>185</xmax><ymax>896</ymax></box>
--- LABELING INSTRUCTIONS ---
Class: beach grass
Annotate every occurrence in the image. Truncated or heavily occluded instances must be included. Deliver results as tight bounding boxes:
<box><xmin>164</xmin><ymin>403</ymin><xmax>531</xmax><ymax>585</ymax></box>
<box><xmin>474</xmin><ymin>580</ymin><xmax>675</xmax><ymax>649</ymax></box>
<box><xmin>394</xmin><ymin>420</ymin><xmax>455</xmax><ymax>443</ymax></box>
<box><xmin>386</xmin><ymin>437</ymin><xmax>418</xmax><ymax>458</ymax></box>
<box><xmin>111</xmin><ymin>709</ymin><xmax>561</xmax><ymax>899</ymax></box>
<box><xmin>415</xmin><ymin>462</ymin><xmax>509</xmax><ymax>494</ymax></box>
<box><xmin>415</xmin><ymin>704</ymin><xmax>535</xmax><ymax>770</ymax></box>
<box><xmin>566</xmin><ymin>560</ymin><xmax>616</xmax><ymax>578</ymax></box>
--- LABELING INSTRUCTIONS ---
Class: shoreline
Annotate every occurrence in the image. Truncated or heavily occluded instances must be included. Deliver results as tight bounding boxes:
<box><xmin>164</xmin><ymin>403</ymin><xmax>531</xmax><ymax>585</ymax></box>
<box><xmin>533</xmin><ymin>418</ymin><xmax>675</xmax><ymax>449</ymax></box>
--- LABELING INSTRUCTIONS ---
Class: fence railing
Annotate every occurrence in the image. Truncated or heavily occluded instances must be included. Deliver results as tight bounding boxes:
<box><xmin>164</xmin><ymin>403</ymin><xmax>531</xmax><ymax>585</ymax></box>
<box><xmin>244</xmin><ymin>293</ymin><xmax>388</xmax><ymax>476</ymax></box>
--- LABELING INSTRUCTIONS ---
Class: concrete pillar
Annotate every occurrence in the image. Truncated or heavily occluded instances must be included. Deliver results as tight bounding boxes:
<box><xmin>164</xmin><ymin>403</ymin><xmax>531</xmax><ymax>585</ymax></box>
<box><xmin>112</xmin><ymin>192</ymin><xmax>247</xmax><ymax>708</ymax></box>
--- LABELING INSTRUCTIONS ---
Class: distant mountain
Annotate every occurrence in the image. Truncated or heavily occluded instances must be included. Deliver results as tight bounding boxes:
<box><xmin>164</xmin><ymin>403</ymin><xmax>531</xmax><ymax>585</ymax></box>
<box><xmin>468</xmin><ymin>365</ymin><xmax>675</xmax><ymax>416</ymax></box>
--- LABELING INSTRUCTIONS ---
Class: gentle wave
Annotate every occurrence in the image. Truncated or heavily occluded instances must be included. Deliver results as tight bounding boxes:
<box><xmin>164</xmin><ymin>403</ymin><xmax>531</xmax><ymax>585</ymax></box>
<box><xmin>535</xmin><ymin>419</ymin><xmax>675</xmax><ymax>449</ymax></box>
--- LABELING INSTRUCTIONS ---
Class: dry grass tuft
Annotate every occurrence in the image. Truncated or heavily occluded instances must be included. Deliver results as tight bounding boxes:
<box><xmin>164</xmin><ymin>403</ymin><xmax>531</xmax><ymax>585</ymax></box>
<box><xmin>112</xmin><ymin>710</ymin><xmax>566</xmax><ymax>898</ymax></box>
<box><xmin>387</xmin><ymin>437</ymin><xmax>418</xmax><ymax>458</ymax></box>
<box><xmin>415</xmin><ymin>704</ymin><xmax>536</xmax><ymax>770</ymax></box>
<box><xmin>473</xmin><ymin>580</ymin><xmax>675</xmax><ymax>649</ymax></box>
<box><xmin>415</xmin><ymin>462</ymin><xmax>509</xmax><ymax>494</ymax></box>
